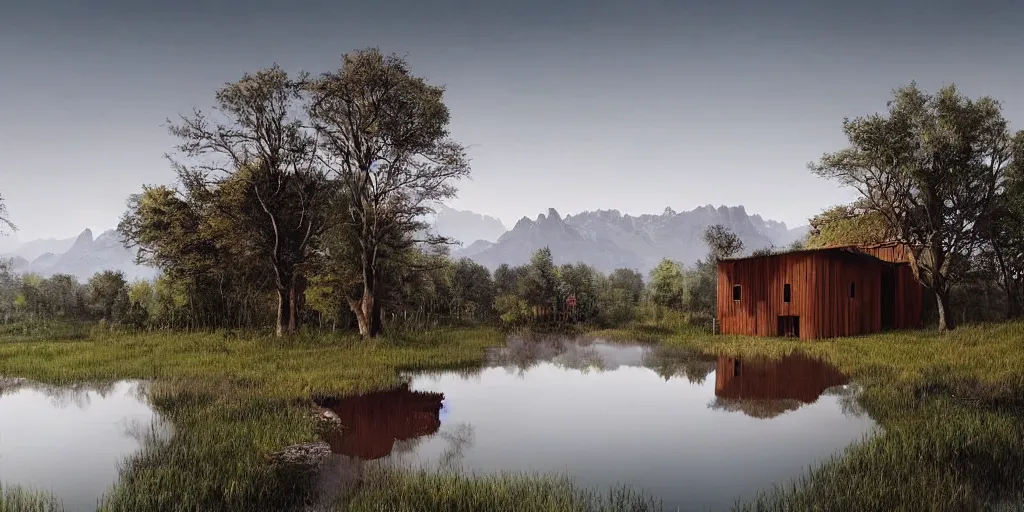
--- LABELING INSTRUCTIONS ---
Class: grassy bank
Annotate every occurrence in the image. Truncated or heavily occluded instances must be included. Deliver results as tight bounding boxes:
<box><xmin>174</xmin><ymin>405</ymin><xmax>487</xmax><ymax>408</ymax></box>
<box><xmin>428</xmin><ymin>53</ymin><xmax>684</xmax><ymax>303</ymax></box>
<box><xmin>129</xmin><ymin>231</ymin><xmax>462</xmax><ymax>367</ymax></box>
<box><xmin>592</xmin><ymin>322</ymin><xmax>1024</xmax><ymax>512</ymax></box>
<box><xmin>0</xmin><ymin>327</ymin><xmax>509</xmax><ymax>511</ymax></box>
<box><xmin>3</xmin><ymin>321</ymin><xmax>1024</xmax><ymax>511</ymax></box>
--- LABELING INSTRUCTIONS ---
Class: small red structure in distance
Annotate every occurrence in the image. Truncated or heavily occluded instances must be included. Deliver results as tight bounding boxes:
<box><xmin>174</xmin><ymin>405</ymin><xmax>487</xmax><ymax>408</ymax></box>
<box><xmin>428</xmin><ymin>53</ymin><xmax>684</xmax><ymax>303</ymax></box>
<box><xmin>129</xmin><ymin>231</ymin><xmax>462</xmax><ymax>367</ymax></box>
<box><xmin>566</xmin><ymin>295</ymin><xmax>577</xmax><ymax>308</ymax></box>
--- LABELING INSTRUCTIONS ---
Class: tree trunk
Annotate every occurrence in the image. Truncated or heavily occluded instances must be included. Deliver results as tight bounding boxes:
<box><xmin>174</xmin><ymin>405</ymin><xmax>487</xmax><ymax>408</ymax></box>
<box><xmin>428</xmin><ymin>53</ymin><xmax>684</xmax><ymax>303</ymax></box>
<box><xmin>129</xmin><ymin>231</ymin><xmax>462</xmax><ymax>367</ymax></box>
<box><xmin>350</xmin><ymin>249</ymin><xmax>383</xmax><ymax>338</ymax></box>
<box><xmin>276</xmin><ymin>288</ymin><xmax>292</xmax><ymax>337</ymax></box>
<box><xmin>351</xmin><ymin>291</ymin><xmax>384</xmax><ymax>338</ymax></box>
<box><xmin>288</xmin><ymin>284</ymin><xmax>299</xmax><ymax>334</ymax></box>
<box><xmin>371</xmin><ymin>297</ymin><xmax>383</xmax><ymax>336</ymax></box>
<box><xmin>935</xmin><ymin>288</ymin><xmax>955</xmax><ymax>333</ymax></box>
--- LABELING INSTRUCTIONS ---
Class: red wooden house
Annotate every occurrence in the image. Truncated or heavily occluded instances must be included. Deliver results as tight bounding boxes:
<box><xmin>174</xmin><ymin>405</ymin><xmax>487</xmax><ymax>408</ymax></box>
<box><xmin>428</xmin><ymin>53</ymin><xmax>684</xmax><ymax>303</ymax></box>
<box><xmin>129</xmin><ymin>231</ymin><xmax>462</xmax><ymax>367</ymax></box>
<box><xmin>716</xmin><ymin>242</ymin><xmax>923</xmax><ymax>339</ymax></box>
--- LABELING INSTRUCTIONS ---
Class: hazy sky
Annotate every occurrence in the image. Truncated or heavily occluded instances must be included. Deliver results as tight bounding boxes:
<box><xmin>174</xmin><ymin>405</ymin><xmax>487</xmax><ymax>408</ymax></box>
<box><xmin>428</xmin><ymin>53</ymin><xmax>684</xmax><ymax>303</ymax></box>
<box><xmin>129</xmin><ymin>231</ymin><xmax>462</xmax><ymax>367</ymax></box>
<box><xmin>3</xmin><ymin>0</ymin><xmax>1024</xmax><ymax>240</ymax></box>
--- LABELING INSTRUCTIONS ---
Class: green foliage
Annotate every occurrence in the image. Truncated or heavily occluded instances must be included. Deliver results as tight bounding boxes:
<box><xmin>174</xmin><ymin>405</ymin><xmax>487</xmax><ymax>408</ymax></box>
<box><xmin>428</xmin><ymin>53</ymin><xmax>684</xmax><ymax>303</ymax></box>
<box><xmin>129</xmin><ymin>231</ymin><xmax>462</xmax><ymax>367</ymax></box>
<box><xmin>86</xmin><ymin>271</ymin><xmax>129</xmax><ymax>322</ymax></box>
<box><xmin>647</xmin><ymin>259</ymin><xmax>686</xmax><ymax>310</ymax></box>
<box><xmin>494</xmin><ymin>294</ymin><xmax>531</xmax><ymax>325</ymax></box>
<box><xmin>806</xmin><ymin>203</ymin><xmax>890</xmax><ymax>248</ymax></box>
<box><xmin>702</xmin><ymin>224</ymin><xmax>744</xmax><ymax>260</ymax></box>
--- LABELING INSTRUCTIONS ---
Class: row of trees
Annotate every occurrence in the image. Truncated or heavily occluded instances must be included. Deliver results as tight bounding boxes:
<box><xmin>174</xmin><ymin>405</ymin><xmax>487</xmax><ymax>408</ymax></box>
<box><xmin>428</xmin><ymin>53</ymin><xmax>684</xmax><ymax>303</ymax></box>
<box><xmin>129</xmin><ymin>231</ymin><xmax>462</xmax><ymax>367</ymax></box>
<box><xmin>0</xmin><ymin>267</ymin><xmax>131</xmax><ymax>325</ymax></box>
<box><xmin>0</xmin><ymin>226</ymin><xmax>735</xmax><ymax>331</ymax></box>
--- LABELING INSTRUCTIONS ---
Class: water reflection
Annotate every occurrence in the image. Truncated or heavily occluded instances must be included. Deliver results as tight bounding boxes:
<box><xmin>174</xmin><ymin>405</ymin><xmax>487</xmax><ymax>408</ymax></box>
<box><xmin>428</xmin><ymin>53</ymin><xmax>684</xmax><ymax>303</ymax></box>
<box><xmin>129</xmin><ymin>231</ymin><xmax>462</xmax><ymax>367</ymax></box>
<box><xmin>487</xmin><ymin>334</ymin><xmax>719</xmax><ymax>383</ymax></box>
<box><xmin>311</xmin><ymin>384</ymin><xmax>448</xmax><ymax>507</ymax></box>
<box><xmin>711</xmin><ymin>353</ymin><xmax>852</xmax><ymax>419</ymax></box>
<box><xmin>0</xmin><ymin>380</ymin><xmax>160</xmax><ymax>512</ymax></box>
<box><xmin>330</xmin><ymin>338</ymin><xmax>879</xmax><ymax>512</ymax></box>
<box><xmin>319</xmin><ymin>384</ymin><xmax>444</xmax><ymax>460</ymax></box>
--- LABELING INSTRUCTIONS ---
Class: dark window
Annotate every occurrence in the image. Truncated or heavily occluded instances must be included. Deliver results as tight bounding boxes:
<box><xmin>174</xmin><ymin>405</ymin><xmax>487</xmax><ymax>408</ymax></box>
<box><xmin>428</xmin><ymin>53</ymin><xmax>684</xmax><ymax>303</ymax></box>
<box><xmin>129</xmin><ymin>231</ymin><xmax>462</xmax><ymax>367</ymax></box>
<box><xmin>733</xmin><ymin>360</ymin><xmax>741</xmax><ymax>376</ymax></box>
<box><xmin>783</xmin><ymin>283</ymin><xmax>791</xmax><ymax>303</ymax></box>
<box><xmin>850</xmin><ymin>282</ymin><xmax>856</xmax><ymax>299</ymax></box>
<box><xmin>733</xmin><ymin>285</ymin><xmax>741</xmax><ymax>301</ymax></box>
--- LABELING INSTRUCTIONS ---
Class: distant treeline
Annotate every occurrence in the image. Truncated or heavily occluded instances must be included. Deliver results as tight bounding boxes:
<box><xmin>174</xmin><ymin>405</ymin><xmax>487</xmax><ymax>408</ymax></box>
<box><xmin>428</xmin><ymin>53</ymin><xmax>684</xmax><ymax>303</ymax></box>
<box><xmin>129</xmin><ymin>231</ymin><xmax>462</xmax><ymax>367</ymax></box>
<box><xmin>0</xmin><ymin>226</ymin><xmax>734</xmax><ymax>332</ymax></box>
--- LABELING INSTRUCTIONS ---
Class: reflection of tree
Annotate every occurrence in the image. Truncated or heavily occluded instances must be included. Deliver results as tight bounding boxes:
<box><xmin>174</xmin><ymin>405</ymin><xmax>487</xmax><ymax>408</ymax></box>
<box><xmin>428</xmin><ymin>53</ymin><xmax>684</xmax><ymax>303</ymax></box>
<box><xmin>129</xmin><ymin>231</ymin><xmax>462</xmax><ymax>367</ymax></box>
<box><xmin>823</xmin><ymin>384</ymin><xmax>867</xmax><ymax>418</ymax></box>
<box><xmin>489</xmin><ymin>335</ymin><xmax>575</xmax><ymax>374</ymax></box>
<box><xmin>712</xmin><ymin>353</ymin><xmax>852</xmax><ymax>419</ymax></box>
<box><xmin>707</xmin><ymin>397</ymin><xmax>803</xmax><ymax>419</ymax></box>
<box><xmin>437</xmin><ymin>423</ymin><xmax>475</xmax><ymax>472</ymax></box>
<box><xmin>0</xmin><ymin>379</ymin><xmax>129</xmax><ymax>410</ymax></box>
<box><xmin>643</xmin><ymin>347</ymin><xmax>717</xmax><ymax>384</ymax></box>
<box><xmin>319</xmin><ymin>384</ymin><xmax>444</xmax><ymax>460</ymax></box>
<box><xmin>483</xmin><ymin>336</ymin><xmax>725</xmax><ymax>384</ymax></box>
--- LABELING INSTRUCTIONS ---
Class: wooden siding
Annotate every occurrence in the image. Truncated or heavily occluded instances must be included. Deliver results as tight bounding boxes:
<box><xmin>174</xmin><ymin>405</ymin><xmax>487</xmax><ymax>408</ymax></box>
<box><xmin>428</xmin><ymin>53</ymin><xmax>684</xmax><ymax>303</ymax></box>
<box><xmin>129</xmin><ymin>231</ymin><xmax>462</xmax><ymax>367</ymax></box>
<box><xmin>809</xmin><ymin>251</ymin><xmax>883</xmax><ymax>339</ymax></box>
<box><xmin>857</xmin><ymin>242</ymin><xmax>913</xmax><ymax>264</ymax></box>
<box><xmin>717</xmin><ymin>247</ymin><xmax>924</xmax><ymax>339</ymax></box>
<box><xmin>894</xmin><ymin>263</ymin><xmax>924</xmax><ymax>330</ymax></box>
<box><xmin>717</xmin><ymin>252</ymin><xmax>818</xmax><ymax>338</ymax></box>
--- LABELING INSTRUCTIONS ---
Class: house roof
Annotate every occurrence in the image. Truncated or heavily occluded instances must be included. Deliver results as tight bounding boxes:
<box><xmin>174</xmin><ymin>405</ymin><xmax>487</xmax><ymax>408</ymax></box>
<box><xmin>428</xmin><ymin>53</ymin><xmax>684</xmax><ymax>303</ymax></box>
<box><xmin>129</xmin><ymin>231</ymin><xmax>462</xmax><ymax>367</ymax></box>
<box><xmin>719</xmin><ymin>242</ymin><xmax>905</xmax><ymax>264</ymax></box>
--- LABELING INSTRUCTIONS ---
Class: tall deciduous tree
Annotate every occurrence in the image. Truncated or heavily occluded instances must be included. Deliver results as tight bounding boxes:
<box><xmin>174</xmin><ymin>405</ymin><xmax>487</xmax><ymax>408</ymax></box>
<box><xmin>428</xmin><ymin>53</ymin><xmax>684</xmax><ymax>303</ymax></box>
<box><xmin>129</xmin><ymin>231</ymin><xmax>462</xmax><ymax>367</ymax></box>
<box><xmin>307</xmin><ymin>48</ymin><xmax>471</xmax><ymax>337</ymax></box>
<box><xmin>980</xmin><ymin>132</ymin><xmax>1024</xmax><ymax>319</ymax></box>
<box><xmin>811</xmin><ymin>83</ymin><xmax>1017</xmax><ymax>332</ymax></box>
<box><xmin>164</xmin><ymin>66</ymin><xmax>329</xmax><ymax>336</ymax></box>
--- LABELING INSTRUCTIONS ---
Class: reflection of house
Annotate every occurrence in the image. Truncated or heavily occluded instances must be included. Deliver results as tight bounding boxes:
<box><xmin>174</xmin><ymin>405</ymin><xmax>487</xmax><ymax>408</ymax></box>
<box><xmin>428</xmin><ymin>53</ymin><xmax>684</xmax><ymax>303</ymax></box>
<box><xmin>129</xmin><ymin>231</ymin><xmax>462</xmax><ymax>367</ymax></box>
<box><xmin>712</xmin><ymin>353</ymin><xmax>849</xmax><ymax>418</ymax></box>
<box><xmin>717</xmin><ymin>242</ymin><xmax>923</xmax><ymax>339</ymax></box>
<box><xmin>318</xmin><ymin>384</ymin><xmax>444</xmax><ymax>460</ymax></box>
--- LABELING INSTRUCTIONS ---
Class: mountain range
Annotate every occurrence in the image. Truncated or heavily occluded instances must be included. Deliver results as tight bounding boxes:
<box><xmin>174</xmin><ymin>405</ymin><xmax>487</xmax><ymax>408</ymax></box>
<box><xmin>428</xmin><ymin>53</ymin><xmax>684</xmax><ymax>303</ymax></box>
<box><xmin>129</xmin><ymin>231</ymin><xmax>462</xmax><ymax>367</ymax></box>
<box><xmin>438</xmin><ymin>205</ymin><xmax>808</xmax><ymax>276</ymax></box>
<box><xmin>2</xmin><ymin>205</ymin><xmax>808</xmax><ymax>282</ymax></box>
<box><xmin>1</xmin><ymin>229</ymin><xmax>157</xmax><ymax>282</ymax></box>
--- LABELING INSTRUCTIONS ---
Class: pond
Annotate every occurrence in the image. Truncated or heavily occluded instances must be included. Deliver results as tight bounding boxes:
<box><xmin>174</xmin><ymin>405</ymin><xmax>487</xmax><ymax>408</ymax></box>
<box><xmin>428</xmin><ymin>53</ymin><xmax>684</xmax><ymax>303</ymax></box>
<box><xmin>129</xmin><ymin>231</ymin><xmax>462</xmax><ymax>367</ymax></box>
<box><xmin>0</xmin><ymin>338</ymin><xmax>876</xmax><ymax>512</ymax></box>
<box><xmin>316</xmin><ymin>337</ymin><xmax>878</xmax><ymax>512</ymax></box>
<box><xmin>0</xmin><ymin>380</ymin><xmax>163</xmax><ymax>512</ymax></box>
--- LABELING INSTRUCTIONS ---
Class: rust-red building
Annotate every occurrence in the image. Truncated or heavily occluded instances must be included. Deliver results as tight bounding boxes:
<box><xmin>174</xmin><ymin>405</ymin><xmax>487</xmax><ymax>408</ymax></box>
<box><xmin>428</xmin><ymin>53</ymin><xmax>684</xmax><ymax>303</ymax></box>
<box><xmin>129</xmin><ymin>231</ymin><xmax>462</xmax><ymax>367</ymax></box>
<box><xmin>716</xmin><ymin>242</ymin><xmax>923</xmax><ymax>339</ymax></box>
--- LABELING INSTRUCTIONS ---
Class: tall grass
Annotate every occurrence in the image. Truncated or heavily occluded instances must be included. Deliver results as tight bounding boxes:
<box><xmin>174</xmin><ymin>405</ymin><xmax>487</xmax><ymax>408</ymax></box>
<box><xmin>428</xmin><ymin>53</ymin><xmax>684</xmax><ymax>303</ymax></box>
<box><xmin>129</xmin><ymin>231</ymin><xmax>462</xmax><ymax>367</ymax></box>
<box><xmin>346</xmin><ymin>468</ymin><xmax>665</xmax><ymax>512</ymax></box>
<box><xmin>0</xmin><ymin>485</ymin><xmax>63</xmax><ymax>512</ymax></box>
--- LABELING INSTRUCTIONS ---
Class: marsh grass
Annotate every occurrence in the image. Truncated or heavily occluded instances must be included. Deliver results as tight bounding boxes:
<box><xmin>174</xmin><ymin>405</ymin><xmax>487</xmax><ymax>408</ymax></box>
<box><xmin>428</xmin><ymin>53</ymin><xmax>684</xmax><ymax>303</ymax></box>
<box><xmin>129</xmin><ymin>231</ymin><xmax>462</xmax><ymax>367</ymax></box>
<box><xmin>346</xmin><ymin>467</ymin><xmax>665</xmax><ymax>512</ymax></box>
<box><xmin>0</xmin><ymin>327</ymin><xmax>505</xmax><ymax>512</ymax></box>
<box><xmin>0</xmin><ymin>485</ymin><xmax>64</xmax><ymax>512</ymax></box>
<box><xmin>4</xmin><ymin>321</ymin><xmax>1024</xmax><ymax>511</ymax></box>
<box><xmin>639</xmin><ymin>322</ymin><xmax>1024</xmax><ymax>512</ymax></box>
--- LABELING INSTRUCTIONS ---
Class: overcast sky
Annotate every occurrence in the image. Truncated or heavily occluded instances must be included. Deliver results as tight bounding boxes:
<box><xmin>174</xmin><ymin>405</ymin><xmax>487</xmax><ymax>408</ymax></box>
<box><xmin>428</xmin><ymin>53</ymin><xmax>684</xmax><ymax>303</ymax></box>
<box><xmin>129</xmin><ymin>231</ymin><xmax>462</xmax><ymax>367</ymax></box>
<box><xmin>2</xmin><ymin>0</ymin><xmax>1024</xmax><ymax>241</ymax></box>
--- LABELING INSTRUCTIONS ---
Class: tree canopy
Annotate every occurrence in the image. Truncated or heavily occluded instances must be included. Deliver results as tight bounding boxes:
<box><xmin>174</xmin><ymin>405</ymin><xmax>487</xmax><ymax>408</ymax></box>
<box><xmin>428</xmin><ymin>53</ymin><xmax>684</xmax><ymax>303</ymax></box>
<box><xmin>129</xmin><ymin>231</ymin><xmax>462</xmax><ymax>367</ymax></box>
<box><xmin>810</xmin><ymin>82</ymin><xmax>1020</xmax><ymax>332</ymax></box>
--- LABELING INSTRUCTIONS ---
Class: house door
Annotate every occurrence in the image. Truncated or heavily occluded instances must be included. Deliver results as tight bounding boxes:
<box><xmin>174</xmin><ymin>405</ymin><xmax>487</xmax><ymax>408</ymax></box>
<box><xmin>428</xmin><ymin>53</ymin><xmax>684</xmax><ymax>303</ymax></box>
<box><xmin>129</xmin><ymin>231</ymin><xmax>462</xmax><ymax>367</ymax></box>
<box><xmin>881</xmin><ymin>266</ymin><xmax>896</xmax><ymax>330</ymax></box>
<box><xmin>777</xmin><ymin>316</ymin><xmax>800</xmax><ymax>338</ymax></box>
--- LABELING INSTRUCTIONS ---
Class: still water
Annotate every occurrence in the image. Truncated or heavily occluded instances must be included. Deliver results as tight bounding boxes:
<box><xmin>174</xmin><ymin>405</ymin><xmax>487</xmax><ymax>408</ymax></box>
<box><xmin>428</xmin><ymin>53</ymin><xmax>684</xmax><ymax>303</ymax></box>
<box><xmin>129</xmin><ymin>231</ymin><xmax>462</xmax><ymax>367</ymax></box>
<box><xmin>0</xmin><ymin>380</ymin><xmax>161</xmax><ymax>512</ymax></box>
<box><xmin>319</xmin><ymin>337</ymin><xmax>877</xmax><ymax>512</ymax></box>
